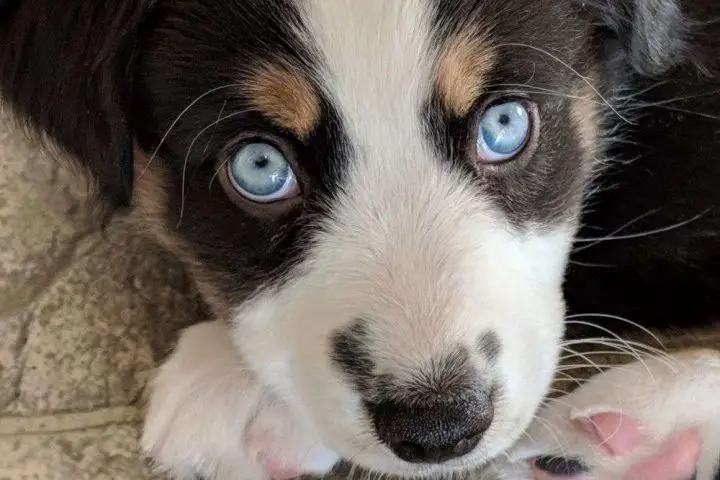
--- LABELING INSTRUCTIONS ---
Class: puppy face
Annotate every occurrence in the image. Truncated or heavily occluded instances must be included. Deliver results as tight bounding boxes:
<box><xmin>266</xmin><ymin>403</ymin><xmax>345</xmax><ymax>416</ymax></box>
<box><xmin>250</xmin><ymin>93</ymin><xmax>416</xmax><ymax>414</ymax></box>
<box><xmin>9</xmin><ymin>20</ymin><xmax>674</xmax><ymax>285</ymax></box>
<box><xmin>0</xmin><ymin>0</ymin><xmax>689</xmax><ymax>475</ymax></box>
<box><xmin>131</xmin><ymin>2</ymin><xmax>594</xmax><ymax>474</ymax></box>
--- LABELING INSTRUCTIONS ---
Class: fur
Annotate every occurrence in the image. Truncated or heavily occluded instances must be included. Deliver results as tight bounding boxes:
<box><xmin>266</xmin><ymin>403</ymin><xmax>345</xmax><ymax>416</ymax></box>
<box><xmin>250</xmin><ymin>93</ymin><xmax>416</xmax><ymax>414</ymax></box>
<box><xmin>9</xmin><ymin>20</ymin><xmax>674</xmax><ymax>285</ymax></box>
<box><xmin>1</xmin><ymin>0</ymin><xmax>718</xmax><ymax>478</ymax></box>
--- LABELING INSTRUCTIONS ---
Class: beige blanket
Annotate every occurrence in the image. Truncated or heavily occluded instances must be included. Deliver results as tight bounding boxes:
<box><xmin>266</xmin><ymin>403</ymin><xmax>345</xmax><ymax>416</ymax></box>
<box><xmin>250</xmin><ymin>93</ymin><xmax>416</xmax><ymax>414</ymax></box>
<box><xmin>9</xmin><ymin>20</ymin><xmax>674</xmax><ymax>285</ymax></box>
<box><xmin>1</xmin><ymin>108</ymin><xmax>718</xmax><ymax>479</ymax></box>
<box><xmin>0</xmin><ymin>109</ymin><xmax>205</xmax><ymax>479</ymax></box>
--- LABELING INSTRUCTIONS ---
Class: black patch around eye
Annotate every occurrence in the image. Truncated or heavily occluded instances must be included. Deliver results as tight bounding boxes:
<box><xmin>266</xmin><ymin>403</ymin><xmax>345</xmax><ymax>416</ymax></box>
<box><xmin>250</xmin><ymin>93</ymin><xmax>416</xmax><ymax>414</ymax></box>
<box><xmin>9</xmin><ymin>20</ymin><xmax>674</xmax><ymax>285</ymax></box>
<box><xmin>534</xmin><ymin>456</ymin><xmax>589</xmax><ymax>476</ymax></box>
<box><xmin>124</xmin><ymin>0</ymin><xmax>358</xmax><ymax>307</ymax></box>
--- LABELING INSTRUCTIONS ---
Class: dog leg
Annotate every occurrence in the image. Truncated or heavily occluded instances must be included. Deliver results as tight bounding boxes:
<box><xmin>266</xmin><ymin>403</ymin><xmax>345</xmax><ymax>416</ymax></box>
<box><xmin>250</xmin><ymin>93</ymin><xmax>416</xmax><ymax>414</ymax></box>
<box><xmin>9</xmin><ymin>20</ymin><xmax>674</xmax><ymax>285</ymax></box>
<box><xmin>141</xmin><ymin>320</ymin><xmax>338</xmax><ymax>480</ymax></box>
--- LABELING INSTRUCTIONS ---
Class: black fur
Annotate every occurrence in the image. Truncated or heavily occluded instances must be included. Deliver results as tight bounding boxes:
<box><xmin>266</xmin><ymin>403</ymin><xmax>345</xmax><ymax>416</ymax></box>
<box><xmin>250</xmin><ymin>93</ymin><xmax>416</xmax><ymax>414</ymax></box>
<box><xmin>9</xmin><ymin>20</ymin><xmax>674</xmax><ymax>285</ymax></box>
<box><xmin>577</xmin><ymin>0</ymin><xmax>691</xmax><ymax>76</ymax></box>
<box><xmin>534</xmin><ymin>456</ymin><xmax>589</xmax><ymax>476</ymax></box>
<box><xmin>565</xmin><ymin>0</ymin><xmax>720</xmax><ymax>335</ymax></box>
<box><xmin>0</xmin><ymin>1</ymin><xmax>152</xmax><ymax>213</ymax></box>
<box><xmin>476</xmin><ymin>332</ymin><xmax>501</xmax><ymax>364</ymax></box>
<box><xmin>330</xmin><ymin>319</ymin><xmax>375</xmax><ymax>396</ymax></box>
<box><xmin>0</xmin><ymin>0</ymin><xmax>16</xmax><ymax>11</ymax></box>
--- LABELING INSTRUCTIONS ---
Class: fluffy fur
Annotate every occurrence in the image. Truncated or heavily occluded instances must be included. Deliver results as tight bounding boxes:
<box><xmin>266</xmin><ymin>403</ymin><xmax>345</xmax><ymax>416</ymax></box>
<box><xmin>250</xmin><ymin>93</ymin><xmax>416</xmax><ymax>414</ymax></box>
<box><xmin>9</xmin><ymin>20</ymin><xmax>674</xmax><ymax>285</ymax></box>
<box><xmin>1</xmin><ymin>0</ymin><xmax>718</xmax><ymax>478</ymax></box>
<box><xmin>504</xmin><ymin>349</ymin><xmax>720</xmax><ymax>479</ymax></box>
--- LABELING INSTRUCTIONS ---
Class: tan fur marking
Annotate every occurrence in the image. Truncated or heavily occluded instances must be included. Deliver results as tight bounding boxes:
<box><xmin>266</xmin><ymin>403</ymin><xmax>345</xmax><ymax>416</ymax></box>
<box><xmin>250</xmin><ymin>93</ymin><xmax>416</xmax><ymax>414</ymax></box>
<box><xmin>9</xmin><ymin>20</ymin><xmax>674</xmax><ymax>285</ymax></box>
<box><xmin>569</xmin><ymin>84</ymin><xmax>601</xmax><ymax>161</ymax></box>
<box><xmin>244</xmin><ymin>63</ymin><xmax>320</xmax><ymax>137</ymax></box>
<box><xmin>436</xmin><ymin>31</ymin><xmax>496</xmax><ymax>117</ymax></box>
<box><xmin>130</xmin><ymin>152</ymin><xmax>230</xmax><ymax>317</ymax></box>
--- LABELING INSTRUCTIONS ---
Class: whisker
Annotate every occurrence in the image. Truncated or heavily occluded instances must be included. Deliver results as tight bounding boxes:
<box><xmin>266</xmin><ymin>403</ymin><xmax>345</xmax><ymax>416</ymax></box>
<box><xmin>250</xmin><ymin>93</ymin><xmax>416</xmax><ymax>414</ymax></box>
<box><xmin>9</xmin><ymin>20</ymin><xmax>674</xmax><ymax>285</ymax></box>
<box><xmin>563</xmin><ymin>333</ymin><xmax>679</xmax><ymax>375</ymax></box>
<box><xmin>568</xmin><ymin>260</ymin><xmax>616</xmax><ymax>268</ymax></box>
<box><xmin>485</xmin><ymin>83</ymin><xmax>606</xmax><ymax>105</ymax></box>
<box><xmin>625</xmin><ymin>88</ymin><xmax>720</xmax><ymax>107</ymax></box>
<box><xmin>138</xmin><ymin>83</ymin><xmax>243</xmax><ymax>179</ymax></box>
<box><xmin>566</xmin><ymin>313</ymin><xmax>667</xmax><ymax>349</ymax></box>
<box><xmin>561</xmin><ymin>321</ymin><xmax>651</xmax><ymax>373</ymax></box>
<box><xmin>562</xmin><ymin>337</ymin><xmax>673</xmax><ymax>367</ymax></box>
<box><xmin>203</xmin><ymin>99</ymin><xmax>227</xmax><ymax>155</ymax></box>
<box><xmin>560</xmin><ymin>349</ymin><xmax>656</xmax><ymax>361</ymax></box>
<box><xmin>558</xmin><ymin>346</ymin><xmax>607</xmax><ymax>376</ymax></box>
<box><xmin>482</xmin><ymin>88</ymin><xmax>602</xmax><ymax>104</ymax></box>
<box><xmin>496</xmin><ymin>42</ymin><xmax>633</xmax><ymax>124</ymax></box>
<box><xmin>643</xmin><ymin>104</ymin><xmax>720</xmax><ymax>121</ymax></box>
<box><xmin>555</xmin><ymin>362</ymin><xmax>635</xmax><ymax>372</ymax></box>
<box><xmin>209</xmin><ymin>157</ymin><xmax>231</xmax><ymax>192</ymax></box>
<box><xmin>571</xmin><ymin>338</ymin><xmax>681</xmax><ymax>374</ymax></box>
<box><xmin>573</xmin><ymin>209</ymin><xmax>710</xmax><ymax>253</ymax></box>
<box><xmin>534</xmin><ymin>416</ymin><xmax>571</xmax><ymax>460</ymax></box>
<box><xmin>564</xmin><ymin>320</ymin><xmax>647</xmax><ymax>361</ymax></box>
<box><xmin>177</xmin><ymin>109</ymin><xmax>249</xmax><ymax>227</ymax></box>
<box><xmin>573</xmin><ymin>208</ymin><xmax>659</xmax><ymax>247</ymax></box>
<box><xmin>610</xmin><ymin>79</ymin><xmax>670</xmax><ymax>102</ymax></box>
<box><xmin>552</xmin><ymin>370</ymin><xmax>585</xmax><ymax>389</ymax></box>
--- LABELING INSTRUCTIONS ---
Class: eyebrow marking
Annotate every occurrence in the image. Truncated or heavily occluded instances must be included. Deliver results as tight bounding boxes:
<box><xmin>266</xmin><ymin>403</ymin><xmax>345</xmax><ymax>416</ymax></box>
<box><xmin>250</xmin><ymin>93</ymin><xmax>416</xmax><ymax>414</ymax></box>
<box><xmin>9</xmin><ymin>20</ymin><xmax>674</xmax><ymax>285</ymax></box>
<box><xmin>569</xmin><ymin>82</ymin><xmax>601</xmax><ymax>162</ymax></box>
<box><xmin>243</xmin><ymin>62</ymin><xmax>321</xmax><ymax>137</ymax></box>
<box><xmin>436</xmin><ymin>30</ymin><xmax>496</xmax><ymax>117</ymax></box>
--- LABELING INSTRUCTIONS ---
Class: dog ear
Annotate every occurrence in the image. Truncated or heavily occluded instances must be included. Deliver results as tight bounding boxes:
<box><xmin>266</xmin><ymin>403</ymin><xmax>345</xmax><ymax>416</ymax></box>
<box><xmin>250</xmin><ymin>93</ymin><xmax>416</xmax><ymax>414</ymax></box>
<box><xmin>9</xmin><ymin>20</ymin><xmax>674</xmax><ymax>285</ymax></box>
<box><xmin>578</xmin><ymin>0</ymin><xmax>690</xmax><ymax>76</ymax></box>
<box><xmin>0</xmin><ymin>1</ymin><xmax>152</xmax><ymax>215</ymax></box>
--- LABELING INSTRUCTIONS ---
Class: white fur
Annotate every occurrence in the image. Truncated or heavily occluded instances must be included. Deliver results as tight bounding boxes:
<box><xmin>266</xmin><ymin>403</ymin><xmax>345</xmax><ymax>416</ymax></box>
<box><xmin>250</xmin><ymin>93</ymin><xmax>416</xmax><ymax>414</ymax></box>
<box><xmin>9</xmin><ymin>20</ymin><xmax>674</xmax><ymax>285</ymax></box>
<box><xmin>228</xmin><ymin>1</ymin><xmax>574</xmax><ymax>476</ymax></box>
<box><xmin>502</xmin><ymin>349</ymin><xmax>720</xmax><ymax>479</ymax></box>
<box><xmin>145</xmin><ymin>328</ymin><xmax>720</xmax><ymax>480</ymax></box>
<box><xmin>144</xmin><ymin>2</ymin><xmax>579</xmax><ymax>477</ymax></box>
<box><xmin>141</xmin><ymin>321</ymin><xmax>338</xmax><ymax>480</ymax></box>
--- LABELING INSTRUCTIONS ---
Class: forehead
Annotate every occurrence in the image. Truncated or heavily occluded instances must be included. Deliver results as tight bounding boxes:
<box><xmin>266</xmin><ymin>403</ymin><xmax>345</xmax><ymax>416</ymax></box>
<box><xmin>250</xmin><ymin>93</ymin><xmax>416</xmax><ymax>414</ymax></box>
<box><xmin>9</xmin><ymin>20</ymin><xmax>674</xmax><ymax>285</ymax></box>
<box><xmin>142</xmin><ymin>0</ymin><xmax>588</xmax><ymax>136</ymax></box>
<box><xmin>274</xmin><ymin>0</ymin><xmax>587</xmax><ymax>132</ymax></box>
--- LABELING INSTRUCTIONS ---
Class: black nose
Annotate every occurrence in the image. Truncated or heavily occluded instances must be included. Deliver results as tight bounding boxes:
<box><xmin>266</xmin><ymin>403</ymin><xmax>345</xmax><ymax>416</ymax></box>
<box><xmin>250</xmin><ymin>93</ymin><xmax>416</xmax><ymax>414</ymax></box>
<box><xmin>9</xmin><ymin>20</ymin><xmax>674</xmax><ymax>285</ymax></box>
<box><xmin>370</xmin><ymin>395</ymin><xmax>494</xmax><ymax>464</ymax></box>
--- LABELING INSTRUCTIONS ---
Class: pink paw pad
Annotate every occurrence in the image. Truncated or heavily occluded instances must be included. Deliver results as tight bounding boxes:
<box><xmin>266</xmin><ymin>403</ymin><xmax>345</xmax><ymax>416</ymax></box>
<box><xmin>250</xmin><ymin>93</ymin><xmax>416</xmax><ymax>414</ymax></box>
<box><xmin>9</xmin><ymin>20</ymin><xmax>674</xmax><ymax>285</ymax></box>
<box><xmin>534</xmin><ymin>411</ymin><xmax>701</xmax><ymax>480</ymax></box>
<box><xmin>571</xmin><ymin>411</ymin><xmax>645</xmax><ymax>458</ymax></box>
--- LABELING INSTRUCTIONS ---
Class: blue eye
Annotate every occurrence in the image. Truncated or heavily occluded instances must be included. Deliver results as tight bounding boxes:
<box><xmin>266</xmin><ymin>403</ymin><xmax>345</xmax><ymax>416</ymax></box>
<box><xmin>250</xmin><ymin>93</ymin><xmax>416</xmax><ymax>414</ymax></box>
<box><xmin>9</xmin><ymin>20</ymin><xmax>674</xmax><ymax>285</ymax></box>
<box><xmin>227</xmin><ymin>142</ymin><xmax>298</xmax><ymax>202</ymax></box>
<box><xmin>476</xmin><ymin>101</ymin><xmax>531</xmax><ymax>163</ymax></box>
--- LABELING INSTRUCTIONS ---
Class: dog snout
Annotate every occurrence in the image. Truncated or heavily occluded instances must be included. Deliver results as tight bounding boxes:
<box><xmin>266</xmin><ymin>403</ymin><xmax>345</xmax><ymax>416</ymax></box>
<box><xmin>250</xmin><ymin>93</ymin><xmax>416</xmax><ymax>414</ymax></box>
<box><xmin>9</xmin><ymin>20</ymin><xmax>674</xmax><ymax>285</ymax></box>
<box><xmin>369</xmin><ymin>393</ymin><xmax>494</xmax><ymax>464</ymax></box>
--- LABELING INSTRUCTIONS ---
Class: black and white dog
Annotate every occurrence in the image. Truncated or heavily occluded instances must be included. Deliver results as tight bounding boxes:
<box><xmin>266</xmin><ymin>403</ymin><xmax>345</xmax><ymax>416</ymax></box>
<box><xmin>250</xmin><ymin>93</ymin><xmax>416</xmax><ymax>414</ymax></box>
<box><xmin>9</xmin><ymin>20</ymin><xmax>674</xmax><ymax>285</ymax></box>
<box><xmin>1</xmin><ymin>1</ymin><xmax>718</xmax><ymax>478</ymax></box>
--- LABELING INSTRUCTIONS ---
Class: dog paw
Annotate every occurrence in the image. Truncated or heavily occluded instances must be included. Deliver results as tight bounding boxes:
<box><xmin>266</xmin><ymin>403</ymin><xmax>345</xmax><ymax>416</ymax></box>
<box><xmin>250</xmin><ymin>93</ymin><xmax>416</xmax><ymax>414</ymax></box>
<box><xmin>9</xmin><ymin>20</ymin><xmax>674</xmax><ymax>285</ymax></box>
<box><xmin>507</xmin><ymin>349</ymin><xmax>720</xmax><ymax>480</ymax></box>
<box><xmin>246</xmin><ymin>399</ymin><xmax>340</xmax><ymax>478</ymax></box>
<box><xmin>141</xmin><ymin>320</ymin><xmax>338</xmax><ymax>480</ymax></box>
<box><xmin>141</xmin><ymin>320</ymin><xmax>270</xmax><ymax>480</ymax></box>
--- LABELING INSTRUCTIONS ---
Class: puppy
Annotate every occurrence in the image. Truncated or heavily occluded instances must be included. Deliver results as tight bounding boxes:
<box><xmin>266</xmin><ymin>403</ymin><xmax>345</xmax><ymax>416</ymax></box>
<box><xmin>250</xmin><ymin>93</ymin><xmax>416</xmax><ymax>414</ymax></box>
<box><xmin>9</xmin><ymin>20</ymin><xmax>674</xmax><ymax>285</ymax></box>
<box><xmin>1</xmin><ymin>1</ymin><xmax>717</xmax><ymax>478</ymax></box>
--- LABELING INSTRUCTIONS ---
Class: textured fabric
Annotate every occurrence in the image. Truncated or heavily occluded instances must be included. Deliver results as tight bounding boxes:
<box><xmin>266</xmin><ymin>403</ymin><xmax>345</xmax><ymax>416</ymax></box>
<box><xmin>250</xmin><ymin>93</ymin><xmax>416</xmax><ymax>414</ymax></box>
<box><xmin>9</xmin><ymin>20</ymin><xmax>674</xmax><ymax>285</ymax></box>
<box><xmin>0</xmin><ymin>107</ymin><xmax>204</xmax><ymax>480</ymax></box>
<box><xmin>0</xmin><ymin>106</ymin><xmax>719</xmax><ymax>480</ymax></box>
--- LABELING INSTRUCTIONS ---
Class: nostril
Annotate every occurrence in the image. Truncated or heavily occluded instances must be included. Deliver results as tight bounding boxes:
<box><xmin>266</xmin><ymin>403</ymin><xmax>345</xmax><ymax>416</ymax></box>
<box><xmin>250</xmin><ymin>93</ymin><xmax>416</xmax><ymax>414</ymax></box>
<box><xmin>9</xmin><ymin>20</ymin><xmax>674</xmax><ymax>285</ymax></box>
<box><xmin>389</xmin><ymin>431</ymin><xmax>484</xmax><ymax>464</ymax></box>
<box><xmin>385</xmin><ymin>415</ymin><xmax>487</xmax><ymax>463</ymax></box>
<box><xmin>391</xmin><ymin>441</ymin><xmax>426</xmax><ymax>463</ymax></box>
<box><xmin>453</xmin><ymin>431</ymin><xmax>483</xmax><ymax>457</ymax></box>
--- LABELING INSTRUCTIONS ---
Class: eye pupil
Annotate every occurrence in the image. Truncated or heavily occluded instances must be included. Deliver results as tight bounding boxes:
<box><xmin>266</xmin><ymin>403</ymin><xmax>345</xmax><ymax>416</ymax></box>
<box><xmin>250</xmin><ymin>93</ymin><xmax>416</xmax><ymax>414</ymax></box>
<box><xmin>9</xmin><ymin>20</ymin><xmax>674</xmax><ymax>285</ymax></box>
<box><xmin>498</xmin><ymin>113</ymin><xmax>510</xmax><ymax>126</ymax></box>
<box><xmin>255</xmin><ymin>157</ymin><xmax>269</xmax><ymax>168</ymax></box>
